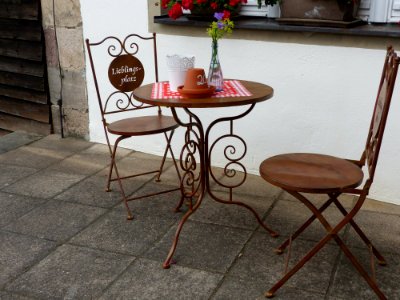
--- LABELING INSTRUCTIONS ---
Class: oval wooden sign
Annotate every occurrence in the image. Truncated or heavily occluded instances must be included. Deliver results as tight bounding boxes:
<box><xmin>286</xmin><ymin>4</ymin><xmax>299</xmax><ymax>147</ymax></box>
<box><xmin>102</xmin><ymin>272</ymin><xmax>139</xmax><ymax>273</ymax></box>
<box><xmin>108</xmin><ymin>54</ymin><xmax>144</xmax><ymax>92</ymax></box>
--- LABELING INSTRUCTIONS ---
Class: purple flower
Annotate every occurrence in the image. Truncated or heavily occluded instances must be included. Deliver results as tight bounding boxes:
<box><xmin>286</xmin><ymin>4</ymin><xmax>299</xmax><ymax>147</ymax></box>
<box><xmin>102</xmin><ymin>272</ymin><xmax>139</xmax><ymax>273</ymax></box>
<box><xmin>217</xmin><ymin>21</ymin><xmax>225</xmax><ymax>29</ymax></box>
<box><xmin>214</xmin><ymin>12</ymin><xmax>224</xmax><ymax>20</ymax></box>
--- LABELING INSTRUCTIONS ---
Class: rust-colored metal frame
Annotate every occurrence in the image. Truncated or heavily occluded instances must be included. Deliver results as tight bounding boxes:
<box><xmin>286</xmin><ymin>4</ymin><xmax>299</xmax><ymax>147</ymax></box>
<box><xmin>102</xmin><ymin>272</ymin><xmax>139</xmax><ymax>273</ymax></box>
<box><xmin>265</xmin><ymin>47</ymin><xmax>400</xmax><ymax>299</ymax></box>
<box><xmin>85</xmin><ymin>33</ymin><xmax>181</xmax><ymax>220</ymax></box>
<box><xmin>162</xmin><ymin>104</ymin><xmax>278</xmax><ymax>269</ymax></box>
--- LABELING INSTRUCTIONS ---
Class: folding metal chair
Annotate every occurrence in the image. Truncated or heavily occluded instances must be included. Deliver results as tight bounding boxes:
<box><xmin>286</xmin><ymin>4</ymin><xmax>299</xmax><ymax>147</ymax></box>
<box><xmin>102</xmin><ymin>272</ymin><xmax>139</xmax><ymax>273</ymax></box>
<box><xmin>259</xmin><ymin>46</ymin><xmax>399</xmax><ymax>299</ymax></box>
<box><xmin>86</xmin><ymin>33</ymin><xmax>181</xmax><ymax>220</ymax></box>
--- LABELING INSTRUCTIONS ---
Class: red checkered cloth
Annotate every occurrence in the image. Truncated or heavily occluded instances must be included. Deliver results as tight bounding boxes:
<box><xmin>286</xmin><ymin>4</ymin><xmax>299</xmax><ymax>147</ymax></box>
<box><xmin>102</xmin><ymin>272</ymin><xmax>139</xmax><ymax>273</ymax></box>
<box><xmin>151</xmin><ymin>80</ymin><xmax>252</xmax><ymax>99</ymax></box>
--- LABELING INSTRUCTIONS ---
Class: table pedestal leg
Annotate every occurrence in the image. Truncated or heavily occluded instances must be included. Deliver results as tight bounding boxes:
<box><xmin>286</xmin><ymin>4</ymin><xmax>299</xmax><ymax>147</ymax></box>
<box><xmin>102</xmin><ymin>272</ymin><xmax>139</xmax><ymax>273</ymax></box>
<box><xmin>163</xmin><ymin>105</ymin><xmax>278</xmax><ymax>268</ymax></box>
<box><xmin>163</xmin><ymin>108</ymin><xmax>205</xmax><ymax>269</ymax></box>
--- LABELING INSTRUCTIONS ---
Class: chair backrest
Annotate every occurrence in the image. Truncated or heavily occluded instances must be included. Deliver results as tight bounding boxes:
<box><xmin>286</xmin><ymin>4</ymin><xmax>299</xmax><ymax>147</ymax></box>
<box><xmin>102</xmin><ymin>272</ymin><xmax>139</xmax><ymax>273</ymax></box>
<box><xmin>85</xmin><ymin>33</ymin><xmax>159</xmax><ymax>119</ymax></box>
<box><xmin>362</xmin><ymin>46</ymin><xmax>399</xmax><ymax>184</ymax></box>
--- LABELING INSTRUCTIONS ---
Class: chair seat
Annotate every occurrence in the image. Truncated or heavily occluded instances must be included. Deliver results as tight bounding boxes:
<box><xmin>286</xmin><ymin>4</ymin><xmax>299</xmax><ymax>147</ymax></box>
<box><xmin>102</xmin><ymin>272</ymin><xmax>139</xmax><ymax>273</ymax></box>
<box><xmin>259</xmin><ymin>153</ymin><xmax>364</xmax><ymax>193</ymax></box>
<box><xmin>107</xmin><ymin>115</ymin><xmax>179</xmax><ymax>136</ymax></box>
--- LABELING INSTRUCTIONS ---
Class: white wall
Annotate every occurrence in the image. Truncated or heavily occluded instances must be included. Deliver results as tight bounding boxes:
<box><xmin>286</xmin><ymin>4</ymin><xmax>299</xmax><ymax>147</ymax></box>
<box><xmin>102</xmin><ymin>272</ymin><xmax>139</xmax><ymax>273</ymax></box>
<box><xmin>80</xmin><ymin>0</ymin><xmax>400</xmax><ymax>205</ymax></box>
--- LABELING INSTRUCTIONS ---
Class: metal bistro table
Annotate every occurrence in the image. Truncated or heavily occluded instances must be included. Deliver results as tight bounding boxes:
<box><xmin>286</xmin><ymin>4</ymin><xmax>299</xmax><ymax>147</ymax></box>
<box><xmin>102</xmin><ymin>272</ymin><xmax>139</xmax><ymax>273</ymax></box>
<box><xmin>133</xmin><ymin>79</ymin><xmax>278</xmax><ymax>268</ymax></box>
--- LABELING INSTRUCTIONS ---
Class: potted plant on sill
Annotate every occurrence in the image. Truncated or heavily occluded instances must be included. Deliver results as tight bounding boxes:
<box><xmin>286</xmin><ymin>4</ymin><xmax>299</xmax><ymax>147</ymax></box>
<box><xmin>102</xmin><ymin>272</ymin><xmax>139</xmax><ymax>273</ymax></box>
<box><xmin>162</xmin><ymin>0</ymin><xmax>247</xmax><ymax>20</ymax></box>
<box><xmin>259</xmin><ymin>0</ymin><xmax>361</xmax><ymax>26</ymax></box>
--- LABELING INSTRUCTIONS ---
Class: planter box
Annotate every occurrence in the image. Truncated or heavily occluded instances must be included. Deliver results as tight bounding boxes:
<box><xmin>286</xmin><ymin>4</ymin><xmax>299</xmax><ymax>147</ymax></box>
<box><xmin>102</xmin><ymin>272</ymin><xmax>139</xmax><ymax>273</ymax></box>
<box><xmin>278</xmin><ymin>0</ymin><xmax>362</xmax><ymax>27</ymax></box>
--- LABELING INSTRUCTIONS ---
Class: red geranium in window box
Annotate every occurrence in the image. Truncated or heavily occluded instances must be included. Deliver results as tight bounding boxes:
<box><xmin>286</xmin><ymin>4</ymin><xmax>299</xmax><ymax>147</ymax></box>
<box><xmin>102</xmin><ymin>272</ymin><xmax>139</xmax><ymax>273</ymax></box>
<box><xmin>163</xmin><ymin>0</ymin><xmax>248</xmax><ymax>20</ymax></box>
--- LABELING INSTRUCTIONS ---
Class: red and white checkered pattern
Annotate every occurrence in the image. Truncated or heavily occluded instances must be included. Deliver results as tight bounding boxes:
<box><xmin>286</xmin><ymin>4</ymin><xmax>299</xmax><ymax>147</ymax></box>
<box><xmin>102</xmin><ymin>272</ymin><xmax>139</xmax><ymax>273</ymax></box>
<box><xmin>151</xmin><ymin>80</ymin><xmax>252</xmax><ymax>99</ymax></box>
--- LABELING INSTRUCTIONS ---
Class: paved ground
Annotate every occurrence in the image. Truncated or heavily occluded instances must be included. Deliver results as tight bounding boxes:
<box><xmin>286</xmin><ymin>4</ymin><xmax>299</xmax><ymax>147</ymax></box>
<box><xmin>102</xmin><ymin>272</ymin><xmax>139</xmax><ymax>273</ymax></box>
<box><xmin>0</xmin><ymin>132</ymin><xmax>399</xmax><ymax>300</ymax></box>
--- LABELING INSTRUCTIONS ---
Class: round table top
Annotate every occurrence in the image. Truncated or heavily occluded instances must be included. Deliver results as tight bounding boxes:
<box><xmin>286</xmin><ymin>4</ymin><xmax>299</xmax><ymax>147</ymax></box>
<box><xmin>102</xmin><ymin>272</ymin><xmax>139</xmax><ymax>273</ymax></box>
<box><xmin>133</xmin><ymin>80</ymin><xmax>274</xmax><ymax>108</ymax></box>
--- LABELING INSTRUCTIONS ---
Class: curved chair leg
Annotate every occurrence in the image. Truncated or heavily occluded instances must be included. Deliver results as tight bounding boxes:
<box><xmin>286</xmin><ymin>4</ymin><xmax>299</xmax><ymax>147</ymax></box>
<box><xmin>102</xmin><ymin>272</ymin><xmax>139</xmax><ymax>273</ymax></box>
<box><xmin>333</xmin><ymin>198</ymin><xmax>386</xmax><ymax>265</ymax></box>
<box><xmin>156</xmin><ymin>131</ymin><xmax>174</xmax><ymax>182</ymax></box>
<box><xmin>267</xmin><ymin>191</ymin><xmax>387</xmax><ymax>299</ymax></box>
<box><xmin>110</xmin><ymin>136</ymin><xmax>133</xmax><ymax>220</ymax></box>
<box><xmin>275</xmin><ymin>196</ymin><xmax>335</xmax><ymax>253</ymax></box>
<box><xmin>105</xmin><ymin>153</ymin><xmax>115</xmax><ymax>192</ymax></box>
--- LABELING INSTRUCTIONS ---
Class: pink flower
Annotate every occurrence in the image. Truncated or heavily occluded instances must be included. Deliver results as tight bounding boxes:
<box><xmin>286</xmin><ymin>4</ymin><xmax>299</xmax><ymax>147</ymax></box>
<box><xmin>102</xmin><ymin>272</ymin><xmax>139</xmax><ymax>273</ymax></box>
<box><xmin>168</xmin><ymin>2</ymin><xmax>183</xmax><ymax>19</ymax></box>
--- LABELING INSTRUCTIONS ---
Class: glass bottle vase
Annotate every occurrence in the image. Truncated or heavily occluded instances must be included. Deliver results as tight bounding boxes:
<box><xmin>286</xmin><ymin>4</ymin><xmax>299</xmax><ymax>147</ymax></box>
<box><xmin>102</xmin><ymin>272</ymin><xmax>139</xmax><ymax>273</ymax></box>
<box><xmin>207</xmin><ymin>39</ymin><xmax>224</xmax><ymax>92</ymax></box>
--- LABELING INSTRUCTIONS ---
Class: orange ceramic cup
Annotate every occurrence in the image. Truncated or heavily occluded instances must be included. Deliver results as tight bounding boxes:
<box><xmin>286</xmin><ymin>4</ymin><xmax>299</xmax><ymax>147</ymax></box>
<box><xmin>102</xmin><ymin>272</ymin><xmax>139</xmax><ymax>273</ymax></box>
<box><xmin>183</xmin><ymin>68</ymin><xmax>208</xmax><ymax>90</ymax></box>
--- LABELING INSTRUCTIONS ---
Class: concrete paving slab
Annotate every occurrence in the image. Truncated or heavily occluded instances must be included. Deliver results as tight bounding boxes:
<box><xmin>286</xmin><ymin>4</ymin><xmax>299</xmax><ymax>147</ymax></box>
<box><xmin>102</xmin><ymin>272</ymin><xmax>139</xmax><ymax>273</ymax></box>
<box><xmin>98</xmin><ymin>151</ymin><xmax>175</xmax><ymax>179</ymax></box>
<box><xmin>0</xmin><ymin>192</ymin><xmax>47</xmax><ymax>229</ymax></box>
<box><xmin>99</xmin><ymin>258</ymin><xmax>222</xmax><ymax>300</ymax></box>
<box><xmin>55</xmin><ymin>173</ymin><xmax>146</xmax><ymax>208</ymax></box>
<box><xmin>190</xmin><ymin>192</ymin><xmax>275</xmax><ymax>230</ymax></box>
<box><xmin>70</xmin><ymin>207</ymin><xmax>179</xmax><ymax>256</ymax></box>
<box><xmin>361</xmin><ymin>197</ymin><xmax>400</xmax><ymax>215</ymax></box>
<box><xmin>1</xmin><ymin>134</ymin><xmax>399</xmax><ymax>299</ymax></box>
<box><xmin>213</xmin><ymin>172</ymin><xmax>283</xmax><ymax>199</ymax></box>
<box><xmin>47</xmin><ymin>151</ymin><xmax>110</xmax><ymax>175</ymax></box>
<box><xmin>212</xmin><ymin>275</ymin><xmax>325</xmax><ymax>300</ymax></box>
<box><xmin>331</xmin><ymin>248</ymin><xmax>400</xmax><ymax>299</ymax></box>
<box><xmin>6</xmin><ymin>244</ymin><xmax>134</xmax><ymax>300</ymax></box>
<box><xmin>144</xmin><ymin>220</ymin><xmax>252</xmax><ymax>273</ymax></box>
<box><xmin>28</xmin><ymin>135</ymin><xmax>92</xmax><ymax>154</ymax></box>
<box><xmin>280</xmin><ymin>191</ymin><xmax>356</xmax><ymax>209</ymax></box>
<box><xmin>4</xmin><ymin>200</ymin><xmax>106</xmax><ymax>242</ymax></box>
<box><xmin>0</xmin><ymin>231</ymin><xmax>56</xmax><ymax>288</ymax></box>
<box><xmin>229</xmin><ymin>232</ymin><xmax>339</xmax><ymax>295</ymax></box>
<box><xmin>151</xmin><ymin>161</ymin><xmax>181</xmax><ymax>187</ymax></box>
<box><xmin>0</xmin><ymin>147</ymin><xmax>71</xmax><ymax>169</ymax></box>
<box><xmin>347</xmin><ymin>210</ymin><xmax>400</xmax><ymax>255</ymax></box>
<box><xmin>0</xmin><ymin>131</ymin><xmax>42</xmax><ymax>154</ymax></box>
<box><xmin>3</xmin><ymin>170</ymin><xmax>85</xmax><ymax>199</ymax></box>
<box><xmin>0</xmin><ymin>291</ymin><xmax>35</xmax><ymax>299</ymax></box>
<box><xmin>264</xmin><ymin>198</ymin><xmax>348</xmax><ymax>241</ymax></box>
<box><xmin>118</xmin><ymin>182</ymin><xmax>183</xmax><ymax>216</ymax></box>
<box><xmin>0</xmin><ymin>164</ymin><xmax>38</xmax><ymax>190</ymax></box>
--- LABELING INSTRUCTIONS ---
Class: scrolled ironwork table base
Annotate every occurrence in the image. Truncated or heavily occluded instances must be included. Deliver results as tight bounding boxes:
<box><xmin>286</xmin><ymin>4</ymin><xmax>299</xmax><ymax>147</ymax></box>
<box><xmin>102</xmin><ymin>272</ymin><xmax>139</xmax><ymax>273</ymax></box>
<box><xmin>133</xmin><ymin>80</ymin><xmax>278</xmax><ymax>268</ymax></box>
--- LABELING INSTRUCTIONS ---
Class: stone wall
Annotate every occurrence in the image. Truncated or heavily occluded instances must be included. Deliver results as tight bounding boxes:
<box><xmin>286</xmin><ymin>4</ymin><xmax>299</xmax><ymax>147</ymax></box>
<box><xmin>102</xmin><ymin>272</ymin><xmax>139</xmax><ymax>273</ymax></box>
<box><xmin>41</xmin><ymin>0</ymin><xmax>88</xmax><ymax>138</ymax></box>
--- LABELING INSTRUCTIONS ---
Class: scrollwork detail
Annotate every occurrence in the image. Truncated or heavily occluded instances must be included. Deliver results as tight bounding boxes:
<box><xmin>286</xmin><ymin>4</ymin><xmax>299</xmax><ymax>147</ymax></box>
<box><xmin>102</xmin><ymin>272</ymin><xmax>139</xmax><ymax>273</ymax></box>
<box><xmin>180</xmin><ymin>128</ymin><xmax>201</xmax><ymax>198</ymax></box>
<box><xmin>209</xmin><ymin>134</ymin><xmax>247</xmax><ymax>189</ymax></box>
<box><xmin>104</xmin><ymin>91</ymin><xmax>132</xmax><ymax>112</ymax></box>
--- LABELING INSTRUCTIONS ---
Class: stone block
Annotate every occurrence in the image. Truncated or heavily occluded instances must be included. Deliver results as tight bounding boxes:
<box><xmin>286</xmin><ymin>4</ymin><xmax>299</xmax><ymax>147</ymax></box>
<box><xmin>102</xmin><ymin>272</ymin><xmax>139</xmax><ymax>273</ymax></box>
<box><xmin>51</xmin><ymin>104</ymin><xmax>62</xmax><ymax>134</ymax></box>
<box><xmin>43</xmin><ymin>28</ymin><xmax>59</xmax><ymax>68</ymax></box>
<box><xmin>63</xmin><ymin>108</ymin><xmax>89</xmax><ymax>138</ymax></box>
<box><xmin>47</xmin><ymin>67</ymin><xmax>62</xmax><ymax>105</ymax></box>
<box><xmin>61</xmin><ymin>69</ymin><xmax>87</xmax><ymax>109</ymax></box>
<box><xmin>54</xmin><ymin>0</ymin><xmax>82</xmax><ymax>28</ymax></box>
<box><xmin>40</xmin><ymin>0</ymin><xmax>54</xmax><ymax>28</ymax></box>
<box><xmin>56</xmin><ymin>27</ymin><xmax>85</xmax><ymax>70</ymax></box>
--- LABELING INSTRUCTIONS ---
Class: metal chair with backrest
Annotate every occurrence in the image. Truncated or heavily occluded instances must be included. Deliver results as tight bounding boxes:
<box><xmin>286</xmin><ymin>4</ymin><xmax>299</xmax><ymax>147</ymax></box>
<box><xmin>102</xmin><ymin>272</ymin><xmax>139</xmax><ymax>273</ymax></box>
<box><xmin>86</xmin><ymin>33</ymin><xmax>181</xmax><ymax>220</ymax></box>
<box><xmin>259</xmin><ymin>46</ymin><xmax>399</xmax><ymax>299</ymax></box>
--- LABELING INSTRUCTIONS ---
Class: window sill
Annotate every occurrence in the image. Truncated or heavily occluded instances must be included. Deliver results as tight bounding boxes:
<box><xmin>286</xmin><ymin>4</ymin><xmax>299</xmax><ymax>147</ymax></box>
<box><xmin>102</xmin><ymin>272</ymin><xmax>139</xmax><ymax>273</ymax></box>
<box><xmin>154</xmin><ymin>15</ymin><xmax>400</xmax><ymax>38</ymax></box>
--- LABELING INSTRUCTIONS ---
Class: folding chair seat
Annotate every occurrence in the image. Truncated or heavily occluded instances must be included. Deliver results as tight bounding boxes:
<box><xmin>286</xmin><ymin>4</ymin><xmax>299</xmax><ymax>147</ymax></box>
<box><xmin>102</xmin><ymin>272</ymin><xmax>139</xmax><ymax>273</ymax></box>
<box><xmin>86</xmin><ymin>33</ymin><xmax>181</xmax><ymax>220</ymax></box>
<box><xmin>259</xmin><ymin>46</ymin><xmax>399</xmax><ymax>299</ymax></box>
